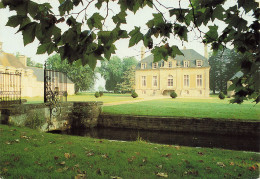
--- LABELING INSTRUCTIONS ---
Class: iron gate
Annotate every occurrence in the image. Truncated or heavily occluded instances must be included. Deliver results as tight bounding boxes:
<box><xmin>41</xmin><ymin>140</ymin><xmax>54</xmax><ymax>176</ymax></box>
<box><xmin>44</xmin><ymin>64</ymin><xmax>67</xmax><ymax>116</ymax></box>
<box><xmin>0</xmin><ymin>72</ymin><xmax>21</xmax><ymax>105</ymax></box>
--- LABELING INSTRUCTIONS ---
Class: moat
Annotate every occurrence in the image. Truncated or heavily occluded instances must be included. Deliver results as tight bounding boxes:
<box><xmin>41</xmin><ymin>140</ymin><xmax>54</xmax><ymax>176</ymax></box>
<box><xmin>51</xmin><ymin>127</ymin><xmax>260</xmax><ymax>152</ymax></box>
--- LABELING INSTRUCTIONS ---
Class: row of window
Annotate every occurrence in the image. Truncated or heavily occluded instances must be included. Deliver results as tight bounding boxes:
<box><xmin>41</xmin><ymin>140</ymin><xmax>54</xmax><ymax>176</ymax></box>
<box><xmin>141</xmin><ymin>75</ymin><xmax>203</xmax><ymax>87</ymax></box>
<box><xmin>141</xmin><ymin>60</ymin><xmax>203</xmax><ymax>69</ymax></box>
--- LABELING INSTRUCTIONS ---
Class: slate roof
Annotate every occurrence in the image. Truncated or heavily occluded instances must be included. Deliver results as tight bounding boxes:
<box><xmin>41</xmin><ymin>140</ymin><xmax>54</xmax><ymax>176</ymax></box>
<box><xmin>136</xmin><ymin>49</ymin><xmax>210</xmax><ymax>70</ymax></box>
<box><xmin>0</xmin><ymin>52</ymin><xmax>73</xmax><ymax>84</ymax></box>
<box><xmin>0</xmin><ymin>52</ymin><xmax>26</xmax><ymax>68</ymax></box>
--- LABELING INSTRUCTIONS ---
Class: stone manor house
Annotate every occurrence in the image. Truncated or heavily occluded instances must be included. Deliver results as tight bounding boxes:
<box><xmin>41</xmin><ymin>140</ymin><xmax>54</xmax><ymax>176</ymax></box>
<box><xmin>0</xmin><ymin>42</ymin><xmax>74</xmax><ymax>97</ymax></box>
<box><xmin>135</xmin><ymin>46</ymin><xmax>210</xmax><ymax>97</ymax></box>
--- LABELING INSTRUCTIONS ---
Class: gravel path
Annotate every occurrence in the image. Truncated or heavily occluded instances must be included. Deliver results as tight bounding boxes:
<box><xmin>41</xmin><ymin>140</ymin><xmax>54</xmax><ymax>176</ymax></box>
<box><xmin>103</xmin><ymin>96</ymin><xmax>169</xmax><ymax>106</ymax></box>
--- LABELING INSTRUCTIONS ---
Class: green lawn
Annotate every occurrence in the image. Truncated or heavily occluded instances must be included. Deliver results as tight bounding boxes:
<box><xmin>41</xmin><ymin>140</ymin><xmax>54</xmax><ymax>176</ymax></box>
<box><xmin>0</xmin><ymin>124</ymin><xmax>259</xmax><ymax>178</ymax></box>
<box><xmin>103</xmin><ymin>97</ymin><xmax>260</xmax><ymax>121</ymax></box>
<box><xmin>24</xmin><ymin>92</ymin><xmax>140</xmax><ymax>104</ymax></box>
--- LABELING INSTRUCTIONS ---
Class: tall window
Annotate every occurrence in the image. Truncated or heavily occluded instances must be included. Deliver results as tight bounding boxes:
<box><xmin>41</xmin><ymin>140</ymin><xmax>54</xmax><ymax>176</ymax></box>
<box><xmin>184</xmin><ymin>61</ymin><xmax>189</xmax><ymax>67</ymax></box>
<box><xmin>152</xmin><ymin>63</ymin><xmax>157</xmax><ymax>69</ymax></box>
<box><xmin>168</xmin><ymin>75</ymin><xmax>173</xmax><ymax>86</ymax></box>
<box><xmin>161</xmin><ymin>61</ymin><xmax>164</xmax><ymax>67</ymax></box>
<box><xmin>141</xmin><ymin>63</ymin><xmax>146</xmax><ymax>69</ymax></box>
<box><xmin>184</xmin><ymin>75</ymin><xmax>189</xmax><ymax>87</ymax></box>
<box><xmin>142</xmin><ymin>76</ymin><xmax>146</xmax><ymax>86</ymax></box>
<box><xmin>168</xmin><ymin>61</ymin><xmax>172</xmax><ymax>68</ymax></box>
<box><xmin>197</xmin><ymin>75</ymin><xmax>202</xmax><ymax>87</ymax></box>
<box><xmin>153</xmin><ymin>76</ymin><xmax>157</xmax><ymax>87</ymax></box>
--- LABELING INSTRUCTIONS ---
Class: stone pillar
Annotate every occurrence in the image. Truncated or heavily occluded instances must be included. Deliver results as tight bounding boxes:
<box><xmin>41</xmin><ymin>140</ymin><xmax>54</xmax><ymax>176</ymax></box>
<box><xmin>71</xmin><ymin>101</ymin><xmax>103</xmax><ymax>128</ymax></box>
<box><xmin>204</xmin><ymin>44</ymin><xmax>208</xmax><ymax>59</ymax></box>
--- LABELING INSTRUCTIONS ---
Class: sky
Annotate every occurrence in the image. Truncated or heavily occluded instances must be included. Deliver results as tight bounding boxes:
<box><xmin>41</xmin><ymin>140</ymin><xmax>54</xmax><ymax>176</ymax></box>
<box><xmin>0</xmin><ymin>0</ymin><xmax>259</xmax><ymax>90</ymax></box>
<box><xmin>0</xmin><ymin>0</ymin><xmax>212</xmax><ymax>64</ymax></box>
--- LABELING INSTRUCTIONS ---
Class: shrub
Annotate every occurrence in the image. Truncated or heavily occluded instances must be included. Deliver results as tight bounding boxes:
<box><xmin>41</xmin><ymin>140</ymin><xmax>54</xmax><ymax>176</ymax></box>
<box><xmin>99</xmin><ymin>91</ymin><xmax>103</xmax><ymax>97</ymax></box>
<box><xmin>170</xmin><ymin>91</ymin><xmax>177</xmax><ymax>98</ymax></box>
<box><xmin>219</xmin><ymin>92</ymin><xmax>225</xmax><ymax>99</ymax></box>
<box><xmin>131</xmin><ymin>91</ymin><xmax>138</xmax><ymax>98</ymax></box>
<box><xmin>94</xmin><ymin>92</ymin><xmax>100</xmax><ymax>98</ymax></box>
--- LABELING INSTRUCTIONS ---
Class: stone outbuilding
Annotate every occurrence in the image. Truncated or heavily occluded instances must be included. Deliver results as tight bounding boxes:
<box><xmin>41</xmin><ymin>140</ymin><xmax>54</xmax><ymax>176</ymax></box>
<box><xmin>0</xmin><ymin>42</ymin><xmax>74</xmax><ymax>97</ymax></box>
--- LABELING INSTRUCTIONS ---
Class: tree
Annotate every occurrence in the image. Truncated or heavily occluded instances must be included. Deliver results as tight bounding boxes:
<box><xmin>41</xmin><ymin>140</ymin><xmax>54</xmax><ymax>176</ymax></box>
<box><xmin>98</xmin><ymin>56</ymin><xmax>137</xmax><ymax>92</ymax></box>
<box><xmin>209</xmin><ymin>49</ymin><xmax>240</xmax><ymax>94</ymax></box>
<box><xmin>26</xmin><ymin>57</ymin><xmax>43</xmax><ymax>68</ymax></box>
<box><xmin>116</xmin><ymin>65</ymin><xmax>136</xmax><ymax>93</ymax></box>
<box><xmin>1</xmin><ymin>0</ymin><xmax>259</xmax><ymax>103</ymax></box>
<box><xmin>46</xmin><ymin>54</ymin><xmax>96</xmax><ymax>93</ymax></box>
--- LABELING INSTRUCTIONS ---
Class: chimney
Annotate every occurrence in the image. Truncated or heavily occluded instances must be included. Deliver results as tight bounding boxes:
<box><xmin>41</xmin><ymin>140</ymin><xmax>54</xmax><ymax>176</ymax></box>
<box><xmin>204</xmin><ymin>43</ymin><xmax>208</xmax><ymax>59</ymax></box>
<box><xmin>141</xmin><ymin>46</ymin><xmax>145</xmax><ymax>60</ymax></box>
<box><xmin>18</xmin><ymin>55</ymin><xmax>27</xmax><ymax>67</ymax></box>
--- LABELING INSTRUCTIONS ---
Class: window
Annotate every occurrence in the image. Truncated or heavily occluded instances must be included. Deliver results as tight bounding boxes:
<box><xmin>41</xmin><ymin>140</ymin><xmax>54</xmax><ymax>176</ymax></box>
<box><xmin>142</xmin><ymin>76</ymin><xmax>146</xmax><ymax>86</ymax></box>
<box><xmin>153</xmin><ymin>76</ymin><xmax>158</xmax><ymax>87</ymax></box>
<box><xmin>161</xmin><ymin>61</ymin><xmax>165</xmax><ymax>67</ymax></box>
<box><xmin>152</xmin><ymin>63</ymin><xmax>158</xmax><ymax>69</ymax></box>
<box><xmin>168</xmin><ymin>75</ymin><xmax>173</xmax><ymax>86</ymax></box>
<box><xmin>184</xmin><ymin>61</ymin><xmax>189</xmax><ymax>67</ymax></box>
<box><xmin>168</xmin><ymin>61</ymin><xmax>172</xmax><ymax>68</ymax></box>
<box><xmin>184</xmin><ymin>75</ymin><xmax>189</xmax><ymax>87</ymax></box>
<box><xmin>141</xmin><ymin>63</ymin><xmax>146</xmax><ymax>69</ymax></box>
<box><xmin>197</xmin><ymin>75</ymin><xmax>202</xmax><ymax>87</ymax></box>
<box><xmin>196</xmin><ymin>60</ymin><xmax>202</xmax><ymax>67</ymax></box>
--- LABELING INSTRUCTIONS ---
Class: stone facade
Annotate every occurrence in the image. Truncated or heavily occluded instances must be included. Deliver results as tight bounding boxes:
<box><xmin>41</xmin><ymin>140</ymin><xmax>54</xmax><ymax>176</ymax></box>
<box><xmin>135</xmin><ymin>47</ymin><xmax>210</xmax><ymax>97</ymax></box>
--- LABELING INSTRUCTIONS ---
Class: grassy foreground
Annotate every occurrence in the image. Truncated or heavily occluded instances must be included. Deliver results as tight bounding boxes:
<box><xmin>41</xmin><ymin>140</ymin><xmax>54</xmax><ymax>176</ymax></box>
<box><xmin>0</xmin><ymin>124</ymin><xmax>259</xmax><ymax>178</ymax></box>
<box><xmin>103</xmin><ymin>98</ymin><xmax>260</xmax><ymax>121</ymax></box>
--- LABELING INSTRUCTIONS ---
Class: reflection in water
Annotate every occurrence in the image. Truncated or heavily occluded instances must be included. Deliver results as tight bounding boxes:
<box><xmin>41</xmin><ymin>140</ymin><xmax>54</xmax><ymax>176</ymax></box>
<box><xmin>52</xmin><ymin>127</ymin><xmax>259</xmax><ymax>152</ymax></box>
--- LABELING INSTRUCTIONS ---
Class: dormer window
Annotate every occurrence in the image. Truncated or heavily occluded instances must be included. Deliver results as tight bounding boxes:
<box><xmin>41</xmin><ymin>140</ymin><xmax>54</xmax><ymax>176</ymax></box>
<box><xmin>184</xmin><ymin>61</ymin><xmax>189</xmax><ymax>67</ymax></box>
<box><xmin>161</xmin><ymin>61</ymin><xmax>165</xmax><ymax>67</ymax></box>
<box><xmin>152</xmin><ymin>63</ymin><xmax>158</xmax><ymax>69</ymax></box>
<box><xmin>168</xmin><ymin>61</ymin><xmax>173</xmax><ymax>68</ymax></box>
<box><xmin>141</xmin><ymin>63</ymin><xmax>147</xmax><ymax>69</ymax></box>
<box><xmin>196</xmin><ymin>60</ymin><xmax>202</xmax><ymax>67</ymax></box>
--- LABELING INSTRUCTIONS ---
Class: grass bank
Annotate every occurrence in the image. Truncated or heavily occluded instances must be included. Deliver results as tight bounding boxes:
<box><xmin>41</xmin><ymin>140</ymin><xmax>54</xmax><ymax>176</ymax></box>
<box><xmin>24</xmin><ymin>92</ymin><xmax>138</xmax><ymax>104</ymax></box>
<box><xmin>103</xmin><ymin>98</ymin><xmax>260</xmax><ymax>121</ymax></box>
<box><xmin>0</xmin><ymin>124</ymin><xmax>259</xmax><ymax>178</ymax></box>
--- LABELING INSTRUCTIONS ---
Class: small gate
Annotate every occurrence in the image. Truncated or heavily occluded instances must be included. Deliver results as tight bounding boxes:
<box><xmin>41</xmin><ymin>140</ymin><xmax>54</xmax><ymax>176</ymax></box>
<box><xmin>0</xmin><ymin>72</ymin><xmax>21</xmax><ymax>105</ymax></box>
<box><xmin>44</xmin><ymin>64</ymin><xmax>67</xmax><ymax>116</ymax></box>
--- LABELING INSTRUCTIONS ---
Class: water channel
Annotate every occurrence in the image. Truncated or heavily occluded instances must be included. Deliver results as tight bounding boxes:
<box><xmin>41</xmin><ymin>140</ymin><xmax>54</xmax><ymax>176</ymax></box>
<box><xmin>52</xmin><ymin>127</ymin><xmax>259</xmax><ymax>152</ymax></box>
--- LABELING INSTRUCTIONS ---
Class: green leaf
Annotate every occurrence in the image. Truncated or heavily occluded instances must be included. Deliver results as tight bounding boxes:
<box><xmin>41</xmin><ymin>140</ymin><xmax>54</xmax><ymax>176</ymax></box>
<box><xmin>59</xmin><ymin>0</ymin><xmax>73</xmax><ymax>16</ymax></box>
<box><xmin>28</xmin><ymin>1</ymin><xmax>38</xmax><ymax>18</ymax></box>
<box><xmin>170</xmin><ymin>45</ymin><xmax>183</xmax><ymax>57</ymax></box>
<box><xmin>212</xmin><ymin>5</ymin><xmax>225</xmax><ymax>21</ymax></box>
<box><xmin>37</xmin><ymin>43</ymin><xmax>50</xmax><ymax>54</ymax></box>
<box><xmin>151</xmin><ymin>46</ymin><xmax>168</xmax><ymax>62</ymax></box>
<box><xmin>129</xmin><ymin>27</ymin><xmax>143</xmax><ymax>47</ymax></box>
<box><xmin>205</xmin><ymin>25</ymin><xmax>218</xmax><ymax>42</ymax></box>
<box><xmin>95</xmin><ymin>0</ymin><xmax>103</xmax><ymax>9</ymax></box>
<box><xmin>238</xmin><ymin>0</ymin><xmax>258</xmax><ymax>13</ymax></box>
<box><xmin>104</xmin><ymin>44</ymin><xmax>116</xmax><ymax>60</ymax></box>
<box><xmin>152</xmin><ymin>13</ymin><xmax>164</xmax><ymax>26</ymax></box>
<box><xmin>87</xmin><ymin>13</ymin><xmax>104</xmax><ymax>30</ymax></box>
<box><xmin>112</xmin><ymin>11</ymin><xmax>127</xmax><ymax>25</ymax></box>
<box><xmin>6</xmin><ymin>15</ymin><xmax>23</xmax><ymax>28</ymax></box>
<box><xmin>88</xmin><ymin>54</ymin><xmax>97</xmax><ymax>70</ymax></box>
<box><xmin>22</xmin><ymin>22</ymin><xmax>37</xmax><ymax>46</ymax></box>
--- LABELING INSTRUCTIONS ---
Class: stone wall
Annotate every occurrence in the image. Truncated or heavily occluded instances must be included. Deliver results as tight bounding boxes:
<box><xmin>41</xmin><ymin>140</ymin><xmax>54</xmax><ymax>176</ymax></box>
<box><xmin>98</xmin><ymin>114</ymin><xmax>260</xmax><ymax>136</ymax></box>
<box><xmin>0</xmin><ymin>101</ymin><xmax>103</xmax><ymax>132</ymax></box>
